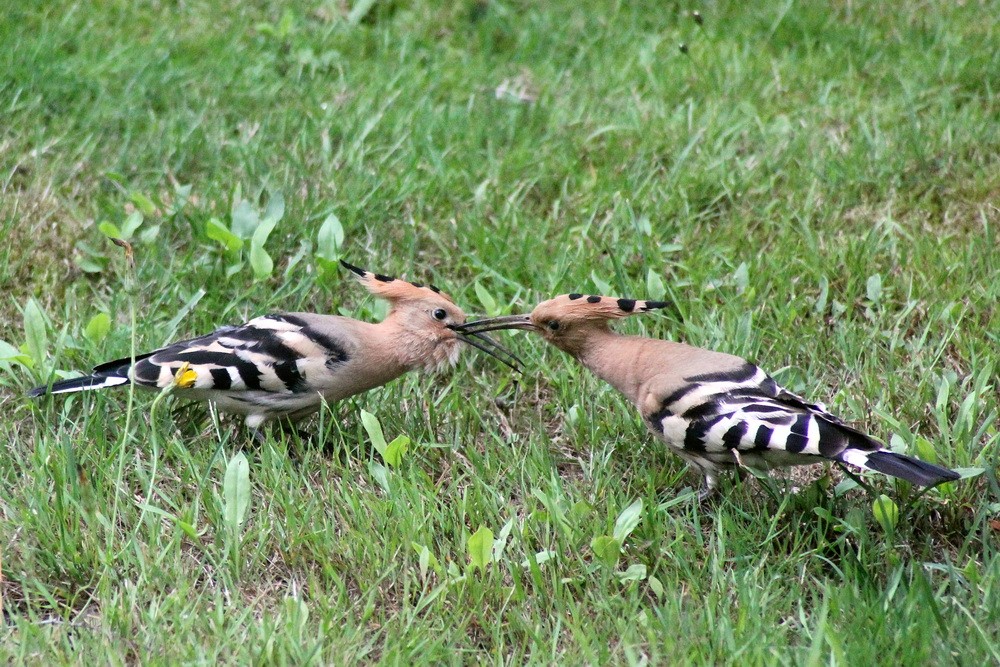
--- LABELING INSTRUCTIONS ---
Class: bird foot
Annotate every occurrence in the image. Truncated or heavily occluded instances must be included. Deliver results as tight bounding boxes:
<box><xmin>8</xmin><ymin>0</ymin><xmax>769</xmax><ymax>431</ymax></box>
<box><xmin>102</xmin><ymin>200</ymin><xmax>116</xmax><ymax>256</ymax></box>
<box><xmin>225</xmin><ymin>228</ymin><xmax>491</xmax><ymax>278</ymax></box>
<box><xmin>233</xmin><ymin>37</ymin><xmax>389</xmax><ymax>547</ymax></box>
<box><xmin>697</xmin><ymin>481</ymin><xmax>718</xmax><ymax>505</ymax></box>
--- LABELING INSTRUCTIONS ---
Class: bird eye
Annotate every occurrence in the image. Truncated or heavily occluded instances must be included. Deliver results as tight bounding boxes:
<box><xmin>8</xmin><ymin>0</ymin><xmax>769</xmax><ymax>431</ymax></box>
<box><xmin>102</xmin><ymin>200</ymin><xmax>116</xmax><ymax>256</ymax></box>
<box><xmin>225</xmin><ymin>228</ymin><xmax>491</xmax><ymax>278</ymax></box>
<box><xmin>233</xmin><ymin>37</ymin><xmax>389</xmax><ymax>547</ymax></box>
<box><xmin>433</xmin><ymin>308</ymin><xmax>448</xmax><ymax>321</ymax></box>
<box><xmin>547</xmin><ymin>320</ymin><xmax>560</xmax><ymax>331</ymax></box>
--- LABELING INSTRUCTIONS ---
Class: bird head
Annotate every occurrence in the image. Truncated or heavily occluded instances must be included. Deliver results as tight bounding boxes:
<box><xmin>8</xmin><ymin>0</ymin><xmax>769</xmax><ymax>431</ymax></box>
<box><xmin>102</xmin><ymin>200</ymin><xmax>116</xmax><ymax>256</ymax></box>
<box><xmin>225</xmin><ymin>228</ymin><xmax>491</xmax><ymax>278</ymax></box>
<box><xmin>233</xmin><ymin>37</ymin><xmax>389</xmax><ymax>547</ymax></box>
<box><xmin>453</xmin><ymin>293</ymin><xmax>672</xmax><ymax>355</ymax></box>
<box><xmin>340</xmin><ymin>260</ymin><xmax>521</xmax><ymax>372</ymax></box>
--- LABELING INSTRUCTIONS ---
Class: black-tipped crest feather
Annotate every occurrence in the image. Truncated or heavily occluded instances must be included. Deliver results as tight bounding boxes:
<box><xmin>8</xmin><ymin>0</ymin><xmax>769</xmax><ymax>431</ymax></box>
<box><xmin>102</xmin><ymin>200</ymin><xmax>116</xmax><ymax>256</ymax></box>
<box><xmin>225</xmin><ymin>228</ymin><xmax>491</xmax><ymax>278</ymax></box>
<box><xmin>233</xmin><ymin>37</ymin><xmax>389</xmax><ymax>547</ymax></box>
<box><xmin>339</xmin><ymin>259</ymin><xmax>367</xmax><ymax>277</ymax></box>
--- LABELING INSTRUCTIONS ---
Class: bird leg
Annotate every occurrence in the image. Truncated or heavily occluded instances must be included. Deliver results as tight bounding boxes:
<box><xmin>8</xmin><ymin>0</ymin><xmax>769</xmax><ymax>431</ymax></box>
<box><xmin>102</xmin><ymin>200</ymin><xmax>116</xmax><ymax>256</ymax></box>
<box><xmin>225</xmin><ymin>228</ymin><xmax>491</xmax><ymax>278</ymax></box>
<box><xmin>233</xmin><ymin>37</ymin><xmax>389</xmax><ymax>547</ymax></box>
<box><xmin>697</xmin><ymin>474</ymin><xmax>719</xmax><ymax>504</ymax></box>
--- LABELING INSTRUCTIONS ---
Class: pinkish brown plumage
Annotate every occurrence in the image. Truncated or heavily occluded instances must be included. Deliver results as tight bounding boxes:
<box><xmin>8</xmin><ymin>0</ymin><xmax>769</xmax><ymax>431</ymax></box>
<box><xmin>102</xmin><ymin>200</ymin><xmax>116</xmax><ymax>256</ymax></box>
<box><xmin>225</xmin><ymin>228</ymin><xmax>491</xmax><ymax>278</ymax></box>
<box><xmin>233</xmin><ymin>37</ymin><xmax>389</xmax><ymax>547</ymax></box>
<box><xmin>457</xmin><ymin>293</ymin><xmax>959</xmax><ymax>498</ymax></box>
<box><xmin>29</xmin><ymin>261</ymin><xmax>520</xmax><ymax>430</ymax></box>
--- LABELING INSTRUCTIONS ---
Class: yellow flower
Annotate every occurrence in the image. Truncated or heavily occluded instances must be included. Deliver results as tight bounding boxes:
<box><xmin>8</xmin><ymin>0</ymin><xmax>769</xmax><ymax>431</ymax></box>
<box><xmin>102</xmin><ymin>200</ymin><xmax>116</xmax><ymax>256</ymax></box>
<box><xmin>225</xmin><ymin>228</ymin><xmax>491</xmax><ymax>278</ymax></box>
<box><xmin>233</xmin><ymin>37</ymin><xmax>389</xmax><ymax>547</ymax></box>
<box><xmin>174</xmin><ymin>362</ymin><xmax>198</xmax><ymax>389</ymax></box>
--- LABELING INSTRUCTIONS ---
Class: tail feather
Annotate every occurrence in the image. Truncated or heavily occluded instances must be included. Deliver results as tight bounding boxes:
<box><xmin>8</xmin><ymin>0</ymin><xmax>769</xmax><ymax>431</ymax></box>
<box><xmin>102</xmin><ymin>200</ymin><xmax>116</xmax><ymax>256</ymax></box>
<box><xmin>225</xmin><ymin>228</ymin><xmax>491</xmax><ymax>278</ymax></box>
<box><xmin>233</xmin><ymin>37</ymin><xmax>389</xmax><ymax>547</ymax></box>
<box><xmin>854</xmin><ymin>450</ymin><xmax>960</xmax><ymax>487</ymax></box>
<box><xmin>29</xmin><ymin>374</ymin><xmax>130</xmax><ymax>397</ymax></box>
<box><xmin>91</xmin><ymin>353</ymin><xmax>152</xmax><ymax>374</ymax></box>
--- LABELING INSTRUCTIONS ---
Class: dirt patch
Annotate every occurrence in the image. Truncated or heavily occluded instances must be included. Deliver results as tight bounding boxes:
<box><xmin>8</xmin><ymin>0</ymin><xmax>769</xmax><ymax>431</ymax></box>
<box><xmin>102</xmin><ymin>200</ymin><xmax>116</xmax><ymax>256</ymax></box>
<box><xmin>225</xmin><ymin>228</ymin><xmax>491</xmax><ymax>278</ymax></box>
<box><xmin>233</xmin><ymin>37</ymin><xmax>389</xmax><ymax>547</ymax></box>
<box><xmin>0</xmin><ymin>164</ymin><xmax>92</xmax><ymax>343</ymax></box>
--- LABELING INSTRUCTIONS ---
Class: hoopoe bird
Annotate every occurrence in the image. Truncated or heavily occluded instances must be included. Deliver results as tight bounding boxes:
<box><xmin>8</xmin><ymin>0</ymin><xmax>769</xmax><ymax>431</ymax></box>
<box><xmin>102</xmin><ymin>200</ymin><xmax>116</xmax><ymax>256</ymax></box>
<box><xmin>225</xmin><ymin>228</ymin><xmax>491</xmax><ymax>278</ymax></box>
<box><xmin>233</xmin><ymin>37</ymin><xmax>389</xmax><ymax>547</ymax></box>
<box><xmin>456</xmin><ymin>294</ymin><xmax>960</xmax><ymax>499</ymax></box>
<box><xmin>29</xmin><ymin>261</ymin><xmax>520</xmax><ymax>431</ymax></box>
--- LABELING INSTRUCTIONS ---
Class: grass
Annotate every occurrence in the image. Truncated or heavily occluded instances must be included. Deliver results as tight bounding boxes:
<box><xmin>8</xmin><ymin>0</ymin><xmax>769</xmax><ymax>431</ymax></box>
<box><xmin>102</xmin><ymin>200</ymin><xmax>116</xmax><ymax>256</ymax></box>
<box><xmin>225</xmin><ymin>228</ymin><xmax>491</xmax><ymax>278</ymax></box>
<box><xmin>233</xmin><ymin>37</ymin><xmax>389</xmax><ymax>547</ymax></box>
<box><xmin>1</xmin><ymin>0</ymin><xmax>999</xmax><ymax>662</ymax></box>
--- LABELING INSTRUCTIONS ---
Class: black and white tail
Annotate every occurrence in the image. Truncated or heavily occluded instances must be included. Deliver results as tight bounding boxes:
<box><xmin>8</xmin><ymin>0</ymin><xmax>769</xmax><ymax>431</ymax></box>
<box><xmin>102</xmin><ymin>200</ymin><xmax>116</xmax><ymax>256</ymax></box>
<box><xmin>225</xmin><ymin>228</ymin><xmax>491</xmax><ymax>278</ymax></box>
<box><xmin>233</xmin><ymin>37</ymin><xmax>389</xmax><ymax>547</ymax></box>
<box><xmin>647</xmin><ymin>360</ymin><xmax>961</xmax><ymax>489</ymax></box>
<box><xmin>28</xmin><ymin>356</ymin><xmax>142</xmax><ymax>397</ymax></box>
<box><xmin>840</xmin><ymin>449</ymin><xmax>960</xmax><ymax>487</ymax></box>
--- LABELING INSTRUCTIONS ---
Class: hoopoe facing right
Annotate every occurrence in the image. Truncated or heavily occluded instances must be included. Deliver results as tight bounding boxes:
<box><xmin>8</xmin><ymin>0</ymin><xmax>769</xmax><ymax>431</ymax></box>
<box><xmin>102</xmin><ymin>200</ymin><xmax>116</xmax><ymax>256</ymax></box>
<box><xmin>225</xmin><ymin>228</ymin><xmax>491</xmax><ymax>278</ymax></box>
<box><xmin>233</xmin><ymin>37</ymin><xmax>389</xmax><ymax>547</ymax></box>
<box><xmin>456</xmin><ymin>294</ymin><xmax>961</xmax><ymax>499</ymax></box>
<box><xmin>29</xmin><ymin>261</ymin><xmax>520</xmax><ymax>432</ymax></box>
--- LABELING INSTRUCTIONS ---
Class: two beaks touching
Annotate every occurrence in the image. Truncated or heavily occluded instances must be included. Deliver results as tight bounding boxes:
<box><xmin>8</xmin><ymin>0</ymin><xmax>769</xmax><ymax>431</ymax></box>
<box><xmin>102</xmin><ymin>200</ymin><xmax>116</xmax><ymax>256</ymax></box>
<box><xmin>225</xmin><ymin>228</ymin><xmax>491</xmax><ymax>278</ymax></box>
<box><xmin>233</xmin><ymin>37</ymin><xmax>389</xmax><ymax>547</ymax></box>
<box><xmin>29</xmin><ymin>260</ymin><xmax>962</xmax><ymax>499</ymax></box>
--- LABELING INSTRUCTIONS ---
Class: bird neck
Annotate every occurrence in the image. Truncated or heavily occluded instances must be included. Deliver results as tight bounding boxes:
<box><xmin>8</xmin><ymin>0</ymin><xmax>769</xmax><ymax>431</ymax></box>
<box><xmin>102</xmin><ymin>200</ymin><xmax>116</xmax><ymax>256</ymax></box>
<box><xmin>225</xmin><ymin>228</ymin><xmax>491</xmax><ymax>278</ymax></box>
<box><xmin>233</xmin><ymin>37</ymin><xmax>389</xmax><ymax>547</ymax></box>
<box><xmin>573</xmin><ymin>328</ymin><xmax>646</xmax><ymax>405</ymax></box>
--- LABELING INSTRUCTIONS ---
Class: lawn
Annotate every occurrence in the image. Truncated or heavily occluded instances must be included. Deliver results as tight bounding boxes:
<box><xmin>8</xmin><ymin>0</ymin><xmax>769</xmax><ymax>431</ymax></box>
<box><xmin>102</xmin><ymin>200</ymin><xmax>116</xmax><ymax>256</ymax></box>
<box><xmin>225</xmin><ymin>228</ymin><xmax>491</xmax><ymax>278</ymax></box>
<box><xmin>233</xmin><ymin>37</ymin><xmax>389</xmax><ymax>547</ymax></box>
<box><xmin>1</xmin><ymin>0</ymin><xmax>998</xmax><ymax>663</ymax></box>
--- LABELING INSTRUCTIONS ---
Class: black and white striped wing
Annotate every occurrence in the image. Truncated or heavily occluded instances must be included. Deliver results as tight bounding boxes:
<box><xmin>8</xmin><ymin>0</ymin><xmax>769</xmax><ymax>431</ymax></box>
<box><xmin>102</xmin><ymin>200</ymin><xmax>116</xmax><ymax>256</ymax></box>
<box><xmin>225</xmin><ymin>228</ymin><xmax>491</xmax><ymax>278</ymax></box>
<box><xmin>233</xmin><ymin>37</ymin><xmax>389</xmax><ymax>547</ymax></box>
<box><xmin>130</xmin><ymin>314</ymin><xmax>349</xmax><ymax>393</ymax></box>
<box><xmin>646</xmin><ymin>362</ymin><xmax>882</xmax><ymax>465</ymax></box>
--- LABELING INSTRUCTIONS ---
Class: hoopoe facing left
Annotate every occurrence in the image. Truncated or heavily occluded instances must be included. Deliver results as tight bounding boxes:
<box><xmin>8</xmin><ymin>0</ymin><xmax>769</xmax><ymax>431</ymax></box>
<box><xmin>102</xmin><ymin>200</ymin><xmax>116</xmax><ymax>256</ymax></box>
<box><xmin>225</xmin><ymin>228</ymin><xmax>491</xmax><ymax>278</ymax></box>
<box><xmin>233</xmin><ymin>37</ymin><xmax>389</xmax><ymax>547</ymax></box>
<box><xmin>29</xmin><ymin>261</ymin><xmax>519</xmax><ymax>431</ymax></box>
<box><xmin>457</xmin><ymin>294</ymin><xmax>961</xmax><ymax>499</ymax></box>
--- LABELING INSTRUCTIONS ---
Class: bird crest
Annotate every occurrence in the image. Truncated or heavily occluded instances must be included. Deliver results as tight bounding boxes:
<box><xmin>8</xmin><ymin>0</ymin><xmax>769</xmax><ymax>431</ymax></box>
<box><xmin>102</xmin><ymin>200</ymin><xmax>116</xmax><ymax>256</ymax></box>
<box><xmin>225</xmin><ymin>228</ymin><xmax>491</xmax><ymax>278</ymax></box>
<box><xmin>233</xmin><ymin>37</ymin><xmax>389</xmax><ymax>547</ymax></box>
<box><xmin>340</xmin><ymin>260</ymin><xmax>455</xmax><ymax>304</ymax></box>
<box><xmin>533</xmin><ymin>293</ymin><xmax>672</xmax><ymax>322</ymax></box>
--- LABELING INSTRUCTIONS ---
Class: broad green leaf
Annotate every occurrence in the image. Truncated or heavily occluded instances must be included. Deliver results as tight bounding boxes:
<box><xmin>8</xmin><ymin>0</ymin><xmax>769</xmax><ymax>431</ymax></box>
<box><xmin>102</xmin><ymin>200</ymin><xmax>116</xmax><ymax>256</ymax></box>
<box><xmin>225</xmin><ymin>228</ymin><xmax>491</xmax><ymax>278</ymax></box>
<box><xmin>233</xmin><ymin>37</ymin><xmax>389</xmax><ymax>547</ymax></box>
<box><xmin>418</xmin><ymin>544</ymin><xmax>430</xmax><ymax>579</ymax></box>
<box><xmin>914</xmin><ymin>437</ymin><xmax>938</xmax><ymax>464</ymax></box>
<box><xmin>262</xmin><ymin>191</ymin><xmax>285</xmax><ymax>225</ymax></box>
<box><xmin>0</xmin><ymin>339</ymin><xmax>32</xmax><ymax>368</ymax></box>
<box><xmin>75</xmin><ymin>255</ymin><xmax>108</xmax><ymax>273</ymax></box>
<box><xmin>249</xmin><ymin>210</ymin><xmax>281</xmax><ymax>280</ymax></box>
<box><xmin>139</xmin><ymin>225</ymin><xmax>161</xmax><ymax>243</ymax></box>
<box><xmin>617</xmin><ymin>563</ymin><xmax>647</xmax><ymax>581</ymax></box>
<box><xmin>648</xmin><ymin>574</ymin><xmax>665</xmax><ymax>598</ymax></box>
<box><xmin>591</xmin><ymin>535</ymin><xmax>622</xmax><ymax>568</ymax></box>
<box><xmin>566</xmin><ymin>404</ymin><xmax>580</xmax><ymax>426</ymax></box>
<box><xmin>129</xmin><ymin>192</ymin><xmax>156</xmax><ymax>217</ymax></box>
<box><xmin>521</xmin><ymin>550</ymin><xmax>557</xmax><ymax>568</ymax></box>
<box><xmin>316</xmin><ymin>213</ymin><xmax>344</xmax><ymax>261</ymax></box>
<box><xmin>249</xmin><ymin>241</ymin><xmax>273</xmax><ymax>280</ymax></box>
<box><xmin>23</xmin><ymin>298</ymin><xmax>48</xmax><ymax>367</ymax></box>
<box><xmin>613</xmin><ymin>498</ymin><xmax>643</xmax><ymax>543</ymax></box>
<box><xmin>474</xmin><ymin>282</ymin><xmax>499</xmax><ymax>316</ymax></box>
<box><xmin>866</xmin><ymin>273</ymin><xmax>883</xmax><ymax>303</ymax></box>
<box><xmin>121</xmin><ymin>210</ymin><xmax>144</xmax><ymax>237</ymax></box>
<box><xmin>251</xmin><ymin>212</ymin><xmax>280</xmax><ymax>243</ymax></box>
<box><xmin>889</xmin><ymin>432</ymin><xmax>909</xmax><ymax>452</ymax></box>
<box><xmin>223</xmin><ymin>452</ymin><xmax>251</xmax><ymax>528</ymax></box>
<box><xmin>833</xmin><ymin>478</ymin><xmax>859</xmax><ymax>497</ymax></box>
<box><xmin>206</xmin><ymin>218</ymin><xmax>244</xmax><ymax>253</ymax></box>
<box><xmin>84</xmin><ymin>313</ymin><xmax>111</xmax><ymax>343</ymax></box>
<box><xmin>872</xmin><ymin>494</ymin><xmax>898</xmax><ymax>533</ymax></box>
<box><xmin>468</xmin><ymin>526</ymin><xmax>494</xmax><ymax>571</ymax></box>
<box><xmin>360</xmin><ymin>409</ymin><xmax>387</xmax><ymax>457</ymax></box>
<box><xmin>646</xmin><ymin>269</ymin><xmax>666</xmax><ymax>300</ymax></box>
<box><xmin>0</xmin><ymin>339</ymin><xmax>23</xmax><ymax>361</ymax></box>
<box><xmin>368</xmin><ymin>461</ymin><xmax>391</xmax><ymax>494</ymax></box>
<box><xmin>98</xmin><ymin>221</ymin><xmax>122</xmax><ymax>239</ymax></box>
<box><xmin>231</xmin><ymin>199</ymin><xmax>259</xmax><ymax>239</ymax></box>
<box><xmin>316</xmin><ymin>257</ymin><xmax>340</xmax><ymax>277</ymax></box>
<box><xmin>384</xmin><ymin>434</ymin><xmax>410</xmax><ymax>467</ymax></box>
<box><xmin>74</xmin><ymin>240</ymin><xmax>109</xmax><ymax>274</ymax></box>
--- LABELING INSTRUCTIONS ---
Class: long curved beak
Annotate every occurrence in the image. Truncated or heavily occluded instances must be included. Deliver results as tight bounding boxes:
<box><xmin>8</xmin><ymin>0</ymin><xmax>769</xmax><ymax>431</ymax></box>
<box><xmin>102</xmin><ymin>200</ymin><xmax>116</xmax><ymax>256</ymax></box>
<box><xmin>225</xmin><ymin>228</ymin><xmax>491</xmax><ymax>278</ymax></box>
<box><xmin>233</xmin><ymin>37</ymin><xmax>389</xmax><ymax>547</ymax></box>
<box><xmin>448</xmin><ymin>326</ymin><xmax>525</xmax><ymax>373</ymax></box>
<box><xmin>452</xmin><ymin>314</ymin><xmax>537</xmax><ymax>335</ymax></box>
